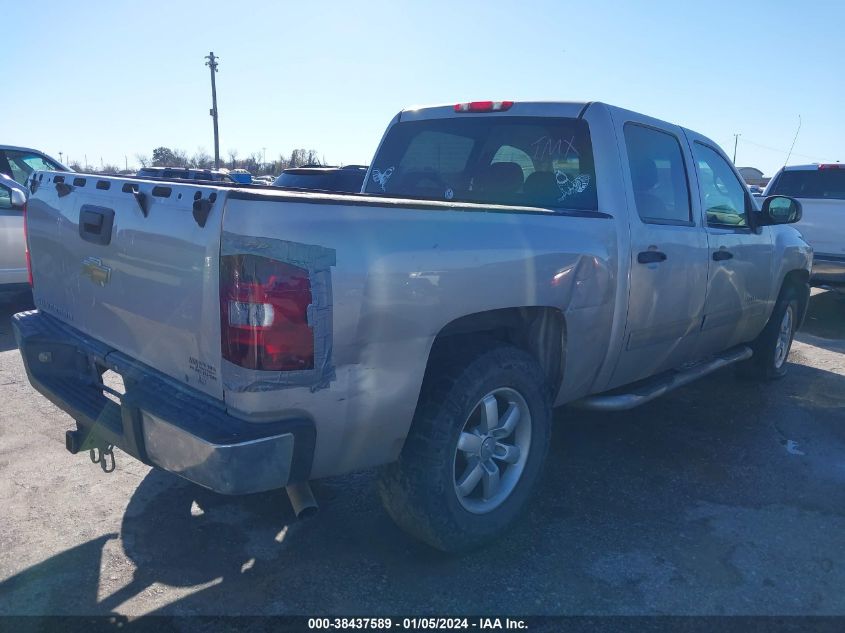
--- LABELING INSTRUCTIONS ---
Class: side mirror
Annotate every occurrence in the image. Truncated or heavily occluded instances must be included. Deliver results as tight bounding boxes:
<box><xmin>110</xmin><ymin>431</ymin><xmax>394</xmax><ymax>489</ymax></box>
<box><xmin>0</xmin><ymin>182</ymin><xmax>26</xmax><ymax>210</ymax></box>
<box><xmin>10</xmin><ymin>188</ymin><xmax>26</xmax><ymax>209</ymax></box>
<box><xmin>761</xmin><ymin>195</ymin><xmax>801</xmax><ymax>224</ymax></box>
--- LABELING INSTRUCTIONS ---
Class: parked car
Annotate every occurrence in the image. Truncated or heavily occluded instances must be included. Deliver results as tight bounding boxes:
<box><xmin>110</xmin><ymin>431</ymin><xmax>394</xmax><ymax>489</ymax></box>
<box><xmin>0</xmin><ymin>174</ymin><xmax>30</xmax><ymax>289</ymax></box>
<box><xmin>135</xmin><ymin>166</ymin><xmax>235</xmax><ymax>182</ymax></box>
<box><xmin>228</xmin><ymin>169</ymin><xmax>253</xmax><ymax>184</ymax></box>
<box><xmin>764</xmin><ymin>163</ymin><xmax>844</xmax><ymax>288</ymax></box>
<box><xmin>0</xmin><ymin>145</ymin><xmax>67</xmax><ymax>186</ymax></box>
<box><xmin>273</xmin><ymin>164</ymin><xmax>368</xmax><ymax>193</ymax></box>
<box><xmin>15</xmin><ymin>100</ymin><xmax>809</xmax><ymax>551</ymax></box>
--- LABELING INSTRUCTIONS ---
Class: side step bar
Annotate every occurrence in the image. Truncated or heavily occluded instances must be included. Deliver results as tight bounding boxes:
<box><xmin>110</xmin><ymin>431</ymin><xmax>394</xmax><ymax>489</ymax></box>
<box><xmin>575</xmin><ymin>345</ymin><xmax>753</xmax><ymax>412</ymax></box>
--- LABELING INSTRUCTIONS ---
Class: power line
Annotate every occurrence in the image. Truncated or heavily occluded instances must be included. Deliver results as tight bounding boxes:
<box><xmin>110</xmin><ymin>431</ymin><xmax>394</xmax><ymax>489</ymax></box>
<box><xmin>737</xmin><ymin>136</ymin><xmax>835</xmax><ymax>164</ymax></box>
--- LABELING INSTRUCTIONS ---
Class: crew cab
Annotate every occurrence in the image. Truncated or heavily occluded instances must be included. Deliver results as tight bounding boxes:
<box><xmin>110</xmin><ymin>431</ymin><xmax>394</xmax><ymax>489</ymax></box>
<box><xmin>14</xmin><ymin>101</ymin><xmax>810</xmax><ymax>551</ymax></box>
<box><xmin>764</xmin><ymin>163</ymin><xmax>845</xmax><ymax>289</ymax></box>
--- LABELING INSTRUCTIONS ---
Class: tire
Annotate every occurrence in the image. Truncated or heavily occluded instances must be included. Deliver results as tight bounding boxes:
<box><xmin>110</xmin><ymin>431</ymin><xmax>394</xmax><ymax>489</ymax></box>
<box><xmin>738</xmin><ymin>284</ymin><xmax>802</xmax><ymax>380</ymax></box>
<box><xmin>378</xmin><ymin>344</ymin><xmax>552</xmax><ymax>553</ymax></box>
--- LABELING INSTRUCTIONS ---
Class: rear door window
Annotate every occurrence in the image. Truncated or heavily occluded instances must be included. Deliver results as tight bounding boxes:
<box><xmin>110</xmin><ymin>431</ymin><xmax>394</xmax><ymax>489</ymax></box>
<box><xmin>623</xmin><ymin>124</ymin><xmax>692</xmax><ymax>224</ymax></box>
<box><xmin>365</xmin><ymin>116</ymin><xmax>598</xmax><ymax>210</ymax></box>
<box><xmin>769</xmin><ymin>168</ymin><xmax>845</xmax><ymax>200</ymax></box>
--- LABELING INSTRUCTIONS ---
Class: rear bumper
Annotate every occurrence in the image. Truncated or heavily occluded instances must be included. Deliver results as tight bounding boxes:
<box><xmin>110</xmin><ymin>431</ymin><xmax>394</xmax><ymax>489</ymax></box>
<box><xmin>811</xmin><ymin>254</ymin><xmax>845</xmax><ymax>287</ymax></box>
<box><xmin>12</xmin><ymin>310</ymin><xmax>315</xmax><ymax>494</ymax></box>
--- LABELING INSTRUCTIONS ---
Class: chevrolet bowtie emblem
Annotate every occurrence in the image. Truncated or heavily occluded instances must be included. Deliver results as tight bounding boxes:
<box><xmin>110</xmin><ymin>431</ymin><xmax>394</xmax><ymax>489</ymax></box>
<box><xmin>82</xmin><ymin>256</ymin><xmax>111</xmax><ymax>286</ymax></box>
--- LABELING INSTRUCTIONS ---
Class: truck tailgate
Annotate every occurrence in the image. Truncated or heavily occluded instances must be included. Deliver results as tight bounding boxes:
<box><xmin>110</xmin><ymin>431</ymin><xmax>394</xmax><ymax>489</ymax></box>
<box><xmin>26</xmin><ymin>173</ymin><xmax>226</xmax><ymax>400</ymax></box>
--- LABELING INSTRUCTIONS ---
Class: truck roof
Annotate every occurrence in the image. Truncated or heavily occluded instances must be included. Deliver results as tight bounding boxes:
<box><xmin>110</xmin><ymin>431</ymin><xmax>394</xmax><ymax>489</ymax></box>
<box><xmin>396</xmin><ymin>101</ymin><xmax>722</xmax><ymax>157</ymax></box>
<box><xmin>400</xmin><ymin>101</ymin><xmax>590</xmax><ymax>122</ymax></box>
<box><xmin>779</xmin><ymin>163</ymin><xmax>844</xmax><ymax>171</ymax></box>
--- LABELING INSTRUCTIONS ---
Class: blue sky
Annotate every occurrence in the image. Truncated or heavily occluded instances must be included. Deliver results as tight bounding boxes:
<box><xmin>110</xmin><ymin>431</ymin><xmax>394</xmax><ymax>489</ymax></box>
<box><xmin>3</xmin><ymin>0</ymin><xmax>842</xmax><ymax>176</ymax></box>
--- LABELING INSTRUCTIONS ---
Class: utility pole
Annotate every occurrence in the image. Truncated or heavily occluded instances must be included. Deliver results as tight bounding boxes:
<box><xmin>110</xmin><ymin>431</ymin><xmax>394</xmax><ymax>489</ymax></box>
<box><xmin>732</xmin><ymin>133</ymin><xmax>740</xmax><ymax>163</ymax></box>
<box><xmin>262</xmin><ymin>147</ymin><xmax>267</xmax><ymax>171</ymax></box>
<box><xmin>58</xmin><ymin>151</ymin><xmax>63</xmax><ymax>165</ymax></box>
<box><xmin>205</xmin><ymin>52</ymin><xmax>221</xmax><ymax>169</ymax></box>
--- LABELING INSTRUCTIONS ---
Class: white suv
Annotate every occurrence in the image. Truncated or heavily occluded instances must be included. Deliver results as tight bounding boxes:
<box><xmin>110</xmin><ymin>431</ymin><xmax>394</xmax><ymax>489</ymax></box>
<box><xmin>765</xmin><ymin>163</ymin><xmax>845</xmax><ymax>288</ymax></box>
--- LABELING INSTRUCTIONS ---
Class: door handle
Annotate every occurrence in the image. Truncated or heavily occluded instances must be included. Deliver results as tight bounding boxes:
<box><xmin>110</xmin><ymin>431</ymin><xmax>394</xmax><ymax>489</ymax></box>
<box><xmin>712</xmin><ymin>250</ymin><xmax>734</xmax><ymax>261</ymax></box>
<box><xmin>637</xmin><ymin>250</ymin><xmax>667</xmax><ymax>264</ymax></box>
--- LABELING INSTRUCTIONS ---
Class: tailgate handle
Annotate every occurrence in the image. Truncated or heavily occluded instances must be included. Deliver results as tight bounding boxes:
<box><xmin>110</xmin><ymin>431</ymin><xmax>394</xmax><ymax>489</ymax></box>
<box><xmin>79</xmin><ymin>205</ymin><xmax>115</xmax><ymax>246</ymax></box>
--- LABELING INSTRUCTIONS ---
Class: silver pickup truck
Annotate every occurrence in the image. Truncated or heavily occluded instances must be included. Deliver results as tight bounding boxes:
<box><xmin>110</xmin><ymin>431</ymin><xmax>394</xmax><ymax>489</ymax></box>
<box><xmin>14</xmin><ymin>101</ymin><xmax>810</xmax><ymax>551</ymax></box>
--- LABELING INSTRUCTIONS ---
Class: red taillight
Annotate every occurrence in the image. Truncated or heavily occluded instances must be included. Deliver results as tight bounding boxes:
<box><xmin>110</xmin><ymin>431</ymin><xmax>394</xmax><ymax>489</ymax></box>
<box><xmin>454</xmin><ymin>100</ymin><xmax>514</xmax><ymax>113</ymax></box>
<box><xmin>23</xmin><ymin>203</ymin><xmax>32</xmax><ymax>287</ymax></box>
<box><xmin>818</xmin><ymin>163</ymin><xmax>844</xmax><ymax>170</ymax></box>
<box><xmin>220</xmin><ymin>254</ymin><xmax>313</xmax><ymax>371</ymax></box>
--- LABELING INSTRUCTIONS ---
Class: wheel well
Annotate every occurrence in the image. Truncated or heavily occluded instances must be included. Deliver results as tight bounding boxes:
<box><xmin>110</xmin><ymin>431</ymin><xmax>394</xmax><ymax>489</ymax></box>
<box><xmin>781</xmin><ymin>269</ymin><xmax>810</xmax><ymax>324</ymax></box>
<box><xmin>427</xmin><ymin>307</ymin><xmax>566</xmax><ymax>400</ymax></box>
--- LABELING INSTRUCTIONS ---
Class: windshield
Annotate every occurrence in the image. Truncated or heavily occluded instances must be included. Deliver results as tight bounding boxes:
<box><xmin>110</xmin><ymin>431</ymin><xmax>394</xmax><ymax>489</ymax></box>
<box><xmin>769</xmin><ymin>168</ymin><xmax>845</xmax><ymax>200</ymax></box>
<box><xmin>364</xmin><ymin>116</ymin><xmax>598</xmax><ymax>210</ymax></box>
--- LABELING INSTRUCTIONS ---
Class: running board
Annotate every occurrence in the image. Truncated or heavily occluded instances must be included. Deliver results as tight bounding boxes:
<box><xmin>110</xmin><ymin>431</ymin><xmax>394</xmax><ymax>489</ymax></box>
<box><xmin>575</xmin><ymin>346</ymin><xmax>753</xmax><ymax>412</ymax></box>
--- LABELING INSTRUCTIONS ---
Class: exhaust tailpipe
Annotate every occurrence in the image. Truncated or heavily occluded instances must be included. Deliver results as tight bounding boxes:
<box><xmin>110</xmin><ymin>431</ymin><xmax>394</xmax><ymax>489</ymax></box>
<box><xmin>286</xmin><ymin>481</ymin><xmax>318</xmax><ymax>520</ymax></box>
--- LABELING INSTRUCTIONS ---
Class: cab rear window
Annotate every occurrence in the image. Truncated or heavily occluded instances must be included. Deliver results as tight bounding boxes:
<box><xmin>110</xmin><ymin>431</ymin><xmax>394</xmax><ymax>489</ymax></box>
<box><xmin>769</xmin><ymin>168</ymin><xmax>845</xmax><ymax>200</ymax></box>
<box><xmin>365</xmin><ymin>116</ymin><xmax>598</xmax><ymax>211</ymax></box>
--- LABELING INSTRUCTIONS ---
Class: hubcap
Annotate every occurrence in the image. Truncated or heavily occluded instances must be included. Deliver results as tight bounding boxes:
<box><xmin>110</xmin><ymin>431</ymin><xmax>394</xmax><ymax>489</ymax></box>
<box><xmin>773</xmin><ymin>305</ymin><xmax>794</xmax><ymax>369</ymax></box>
<box><xmin>453</xmin><ymin>387</ymin><xmax>532</xmax><ymax>514</ymax></box>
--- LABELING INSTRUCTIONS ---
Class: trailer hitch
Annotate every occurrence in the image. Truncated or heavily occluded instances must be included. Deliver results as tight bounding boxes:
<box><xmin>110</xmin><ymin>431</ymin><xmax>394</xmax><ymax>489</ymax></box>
<box><xmin>89</xmin><ymin>444</ymin><xmax>116</xmax><ymax>473</ymax></box>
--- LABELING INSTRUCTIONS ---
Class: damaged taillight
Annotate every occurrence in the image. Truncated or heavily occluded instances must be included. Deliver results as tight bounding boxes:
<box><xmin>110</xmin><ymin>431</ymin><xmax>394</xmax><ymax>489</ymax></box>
<box><xmin>220</xmin><ymin>254</ymin><xmax>314</xmax><ymax>371</ymax></box>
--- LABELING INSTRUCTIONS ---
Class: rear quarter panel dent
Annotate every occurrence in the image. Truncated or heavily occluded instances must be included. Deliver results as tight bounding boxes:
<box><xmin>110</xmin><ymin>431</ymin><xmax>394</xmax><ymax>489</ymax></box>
<box><xmin>221</xmin><ymin>198</ymin><xmax>618</xmax><ymax>477</ymax></box>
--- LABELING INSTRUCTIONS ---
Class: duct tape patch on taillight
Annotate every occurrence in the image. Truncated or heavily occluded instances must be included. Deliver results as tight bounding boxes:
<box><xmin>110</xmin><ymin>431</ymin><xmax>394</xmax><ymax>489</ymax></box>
<box><xmin>221</xmin><ymin>231</ymin><xmax>337</xmax><ymax>393</ymax></box>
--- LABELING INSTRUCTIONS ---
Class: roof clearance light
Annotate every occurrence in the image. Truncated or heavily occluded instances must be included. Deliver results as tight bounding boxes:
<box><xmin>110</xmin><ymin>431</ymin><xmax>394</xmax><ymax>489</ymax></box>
<box><xmin>454</xmin><ymin>101</ymin><xmax>514</xmax><ymax>113</ymax></box>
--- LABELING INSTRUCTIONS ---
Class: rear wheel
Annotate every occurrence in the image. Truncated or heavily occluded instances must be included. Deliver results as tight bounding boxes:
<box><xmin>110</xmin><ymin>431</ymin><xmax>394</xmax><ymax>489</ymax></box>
<box><xmin>378</xmin><ymin>345</ymin><xmax>551</xmax><ymax>552</ymax></box>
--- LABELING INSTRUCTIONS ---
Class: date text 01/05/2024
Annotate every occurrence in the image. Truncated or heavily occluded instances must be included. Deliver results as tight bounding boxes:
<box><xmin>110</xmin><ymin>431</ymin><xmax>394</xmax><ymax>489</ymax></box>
<box><xmin>306</xmin><ymin>617</ymin><xmax>528</xmax><ymax>630</ymax></box>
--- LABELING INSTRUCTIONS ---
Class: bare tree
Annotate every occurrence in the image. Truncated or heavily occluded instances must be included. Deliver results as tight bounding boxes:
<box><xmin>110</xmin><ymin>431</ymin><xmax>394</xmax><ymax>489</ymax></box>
<box><xmin>191</xmin><ymin>147</ymin><xmax>213</xmax><ymax>169</ymax></box>
<box><xmin>288</xmin><ymin>149</ymin><xmax>323</xmax><ymax>168</ymax></box>
<box><xmin>136</xmin><ymin>154</ymin><xmax>150</xmax><ymax>168</ymax></box>
<box><xmin>227</xmin><ymin>149</ymin><xmax>239</xmax><ymax>170</ymax></box>
<box><xmin>172</xmin><ymin>149</ymin><xmax>189</xmax><ymax>168</ymax></box>
<box><xmin>242</xmin><ymin>152</ymin><xmax>261</xmax><ymax>173</ymax></box>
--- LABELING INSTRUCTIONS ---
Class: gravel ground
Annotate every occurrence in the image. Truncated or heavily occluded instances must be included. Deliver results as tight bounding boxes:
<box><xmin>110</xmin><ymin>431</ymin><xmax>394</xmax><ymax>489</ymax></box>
<box><xmin>0</xmin><ymin>289</ymin><xmax>843</xmax><ymax>617</ymax></box>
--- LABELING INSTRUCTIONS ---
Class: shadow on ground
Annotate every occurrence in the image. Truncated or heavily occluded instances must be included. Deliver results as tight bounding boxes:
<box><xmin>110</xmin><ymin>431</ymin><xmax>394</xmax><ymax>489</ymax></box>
<box><xmin>2</xmin><ymin>357</ymin><xmax>845</xmax><ymax>617</ymax></box>
<box><xmin>0</xmin><ymin>290</ymin><xmax>33</xmax><ymax>352</ymax></box>
<box><xmin>1</xmin><ymin>290</ymin><xmax>844</xmax><ymax>617</ymax></box>
<box><xmin>796</xmin><ymin>290</ymin><xmax>845</xmax><ymax>353</ymax></box>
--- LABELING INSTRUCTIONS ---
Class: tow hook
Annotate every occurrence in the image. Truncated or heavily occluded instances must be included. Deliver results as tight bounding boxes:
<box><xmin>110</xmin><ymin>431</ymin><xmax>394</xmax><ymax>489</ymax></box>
<box><xmin>89</xmin><ymin>444</ymin><xmax>116</xmax><ymax>473</ymax></box>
